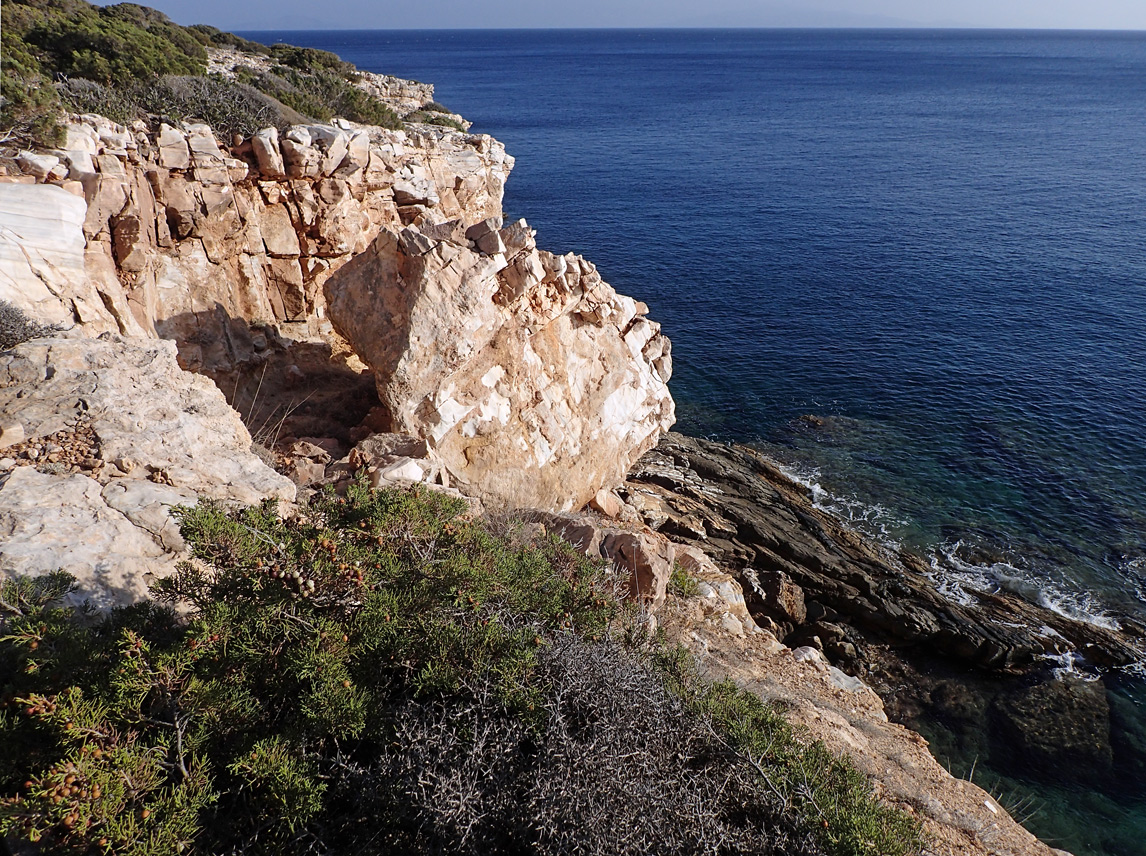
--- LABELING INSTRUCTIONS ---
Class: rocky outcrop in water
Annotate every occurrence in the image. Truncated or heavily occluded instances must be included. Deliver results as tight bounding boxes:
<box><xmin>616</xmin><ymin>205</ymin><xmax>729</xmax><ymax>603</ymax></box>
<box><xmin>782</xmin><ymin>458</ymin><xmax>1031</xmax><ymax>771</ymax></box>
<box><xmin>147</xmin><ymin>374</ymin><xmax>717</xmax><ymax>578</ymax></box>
<box><xmin>625</xmin><ymin>432</ymin><xmax>1145</xmax><ymax>672</ymax></box>
<box><xmin>624</xmin><ymin>432</ymin><xmax>1146</xmax><ymax>806</ymax></box>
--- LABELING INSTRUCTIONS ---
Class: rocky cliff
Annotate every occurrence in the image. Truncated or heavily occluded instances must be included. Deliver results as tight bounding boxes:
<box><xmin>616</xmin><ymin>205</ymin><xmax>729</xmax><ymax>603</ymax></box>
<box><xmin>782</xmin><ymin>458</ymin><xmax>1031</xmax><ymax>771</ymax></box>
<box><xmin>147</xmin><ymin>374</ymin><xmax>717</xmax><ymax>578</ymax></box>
<box><xmin>0</xmin><ymin>83</ymin><xmax>1110</xmax><ymax>856</ymax></box>
<box><xmin>0</xmin><ymin>107</ymin><xmax>673</xmax><ymax>510</ymax></box>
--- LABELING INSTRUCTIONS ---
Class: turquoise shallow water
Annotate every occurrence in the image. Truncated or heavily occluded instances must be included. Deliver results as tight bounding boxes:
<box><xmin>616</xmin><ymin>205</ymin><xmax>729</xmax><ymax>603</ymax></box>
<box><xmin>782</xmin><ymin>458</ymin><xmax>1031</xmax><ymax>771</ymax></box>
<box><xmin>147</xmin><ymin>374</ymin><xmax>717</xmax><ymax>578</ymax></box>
<box><xmin>244</xmin><ymin>29</ymin><xmax>1146</xmax><ymax>854</ymax></box>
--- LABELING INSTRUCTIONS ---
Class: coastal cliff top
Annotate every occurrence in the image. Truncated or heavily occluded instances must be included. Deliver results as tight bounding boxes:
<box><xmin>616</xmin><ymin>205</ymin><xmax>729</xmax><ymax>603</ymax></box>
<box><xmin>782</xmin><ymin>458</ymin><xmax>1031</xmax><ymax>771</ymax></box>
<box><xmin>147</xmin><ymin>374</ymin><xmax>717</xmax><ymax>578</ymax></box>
<box><xmin>0</xmin><ymin>0</ymin><xmax>466</xmax><ymax>148</ymax></box>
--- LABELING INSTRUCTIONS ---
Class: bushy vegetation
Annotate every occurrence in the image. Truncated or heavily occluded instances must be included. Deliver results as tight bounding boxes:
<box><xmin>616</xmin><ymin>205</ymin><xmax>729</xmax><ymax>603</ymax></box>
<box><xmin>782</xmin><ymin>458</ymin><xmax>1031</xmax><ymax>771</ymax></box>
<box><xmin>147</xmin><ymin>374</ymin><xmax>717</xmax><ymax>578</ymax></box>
<box><xmin>0</xmin><ymin>482</ymin><xmax>922</xmax><ymax>855</ymax></box>
<box><xmin>133</xmin><ymin>75</ymin><xmax>284</xmax><ymax>139</ymax></box>
<box><xmin>186</xmin><ymin>24</ymin><xmax>270</xmax><ymax>57</ymax></box>
<box><xmin>668</xmin><ymin>561</ymin><xmax>700</xmax><ymax>597</ymax></box>
<box><xmin>0</xmin><ymin>0</ymin><xmax>402</xmax><ymax>145</ymax></box>
<box><xmin>247</xmin><ymin>66</ymin><xmax>401</xmax><ymax>130</ymax></box>
<box><xmin>0</xmin><ymin>300</ymin><xmax>59</xmax><ymax>351</ymax></box>
<box><xmin>1</xmin><ymin>0</ymin><xmax>206</xmax><ymax>143</ymax></box>
<box><xmin>406</xmin><ymin>110</ymin><xmax>466</xmax><ymax>131</ymax></box>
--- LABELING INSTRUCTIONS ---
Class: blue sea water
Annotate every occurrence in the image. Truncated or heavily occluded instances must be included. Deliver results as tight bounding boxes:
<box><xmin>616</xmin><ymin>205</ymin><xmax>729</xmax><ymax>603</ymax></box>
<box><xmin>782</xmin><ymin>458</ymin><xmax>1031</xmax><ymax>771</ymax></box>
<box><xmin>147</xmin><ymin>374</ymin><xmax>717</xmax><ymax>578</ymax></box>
<box><xmin>243</xmin><ymin>29</ymin><xmax>1146</xmax><ymax>854</ymax></box>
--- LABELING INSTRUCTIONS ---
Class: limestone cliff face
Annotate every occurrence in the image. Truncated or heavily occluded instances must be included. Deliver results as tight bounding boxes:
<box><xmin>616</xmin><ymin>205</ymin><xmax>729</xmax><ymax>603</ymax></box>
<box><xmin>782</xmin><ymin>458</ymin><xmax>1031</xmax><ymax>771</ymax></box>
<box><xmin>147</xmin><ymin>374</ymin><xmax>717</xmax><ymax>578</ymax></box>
<box><xmin>0</xmin><ymin>107</ymin><xmax>674</xmax><ymax>510</ymax></box>
<box><xmin>0</xmin><ymin>113</ymin><xmax>513</xmax><ymax>375</ymax></box>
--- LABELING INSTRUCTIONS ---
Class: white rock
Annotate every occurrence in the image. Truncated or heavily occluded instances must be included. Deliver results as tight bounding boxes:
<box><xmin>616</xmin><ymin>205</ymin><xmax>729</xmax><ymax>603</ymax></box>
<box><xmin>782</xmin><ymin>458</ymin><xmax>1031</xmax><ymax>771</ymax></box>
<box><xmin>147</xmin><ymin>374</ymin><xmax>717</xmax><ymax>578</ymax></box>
<box><xmin>589</xmin><ymin>488</ymin><xmax>623</xmax><ymax>518</ymax></box>
<box><xmin>281</xmin><ymin>139</ymin><xmax>321</xmax><ymax>179</ymax></box>
<box><xmin>259</xmin><ymin>204</ymin><xmax>301</xmax><ymax>257</ymax></box>
<box><xmin>340</xmin><ymin>131</ymin><xmax>371</xmax><ymax>173</ymax></box>
<box><xmin>186</xmin><ymin>124</ymin><xmax>224</xmax><ymax>164</ymax></box>
<box><xmin>284</xmin><ymin>126</ymin><xmax>313</xmax><ymax>147</ymax></box>
<box><xmin>793</xmin><ymin>646</ymin><xmax>826</xmax><ymax>665</ymax></box>
<box><xmin>372</xmin><ymin>457</ymin><xmax>426</xmax><ymax>485</ymax></box>
<box><xmin>326</xmin><ymin>227</ymin><xmax>675</xmax><ymax>511</ymax></box>
<box><xmin>0</xmin><ymin>184</ymin><xmax>93</xmax><ymax>329</ymax></box>
<box><xmin>0</xmin><ymin>423</ymin><xmax>24</xmax><ymax>448</ymax></box>
<box><xmin>721</xmin><ymin>613</ymin><xmax>746</xmax><ymax>637</ymax></box>
<box><xmin>0</xmin><ymin>337</ymin><xmax>295</xmax><ymax>506</ymax></box>
<box><xmin>62</xmin><ymin>123</ymin><xmax>99</xmax><ymax>155</ymax></box>
<box><xmin>828</xmin><ymin>666</ymin><xmax>870</xmax><ymax>694</ymax></box>
<box><xmin>16</xmin><ymin>151</ymin><xmax>59</xmax><ymax>179</ymax></box>
<box><xmin>251</xmin><ymin>127</ymin><xmax>286</xmax><ymax>178</ymax></box>
<box><xmin>0</xmin><ymin>468</ymin><xmax>178</xmax><ymax>609</ymax></box>
<box><xmin>0</xmin><ymin>337</ymin><xmax>297</xmax><ymax>608</ymax></box>
<box><xmin>156</xmin><ymin>124</ymin><xmax>191</xmax><ymax>170</ymax></box>
<box><xmin>320</xmin><ymin>131</ymin><xmax>350</xmax><ymax>176</ymax></box>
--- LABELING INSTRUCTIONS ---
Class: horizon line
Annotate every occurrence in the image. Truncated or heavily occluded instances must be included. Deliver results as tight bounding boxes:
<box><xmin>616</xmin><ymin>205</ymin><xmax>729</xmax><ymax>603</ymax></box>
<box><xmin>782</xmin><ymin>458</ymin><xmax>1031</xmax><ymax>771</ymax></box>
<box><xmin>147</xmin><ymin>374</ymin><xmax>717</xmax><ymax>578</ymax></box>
<box><xmin>231</xmin><ymin>25</ymin><xmax>1146</xmax><ymax>33</ymax></box>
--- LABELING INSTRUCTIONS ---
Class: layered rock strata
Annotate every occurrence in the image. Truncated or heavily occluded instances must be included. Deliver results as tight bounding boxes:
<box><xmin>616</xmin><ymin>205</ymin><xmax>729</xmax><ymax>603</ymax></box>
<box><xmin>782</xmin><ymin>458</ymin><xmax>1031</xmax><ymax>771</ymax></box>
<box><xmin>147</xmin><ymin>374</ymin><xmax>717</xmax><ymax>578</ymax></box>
<box><xmin>0</xmin><ymin>112</ymin><xmax>512</xmax><ymax>376</ymax></box>
<box><xmin>625</xmin><ymin>433</ymin><xmax>1144</xmax><ymax>672</ymax></box>
<box><xmin>624</xmin><ymin>432</ymin><xmax>1146</xmax><ymax>807</ymax></box>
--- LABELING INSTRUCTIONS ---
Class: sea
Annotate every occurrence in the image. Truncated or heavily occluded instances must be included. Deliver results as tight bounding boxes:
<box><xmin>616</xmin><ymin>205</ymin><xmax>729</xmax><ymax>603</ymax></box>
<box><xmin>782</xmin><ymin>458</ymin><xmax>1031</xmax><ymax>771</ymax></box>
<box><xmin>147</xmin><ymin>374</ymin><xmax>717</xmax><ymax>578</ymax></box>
<box><xmin>242</xmin><ymin>28</ymin><xmax>1146</xmax><ymax>855</ymax></box>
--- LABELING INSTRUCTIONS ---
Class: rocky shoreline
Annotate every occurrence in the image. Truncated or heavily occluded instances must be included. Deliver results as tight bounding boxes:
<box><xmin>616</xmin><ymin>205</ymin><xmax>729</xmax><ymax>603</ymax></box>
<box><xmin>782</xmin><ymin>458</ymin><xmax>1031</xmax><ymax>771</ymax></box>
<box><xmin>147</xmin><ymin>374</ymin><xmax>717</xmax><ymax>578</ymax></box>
<box><xmin>0</xmin><ymin>51</ymin><xmax>1136</xmax><ymax>855</ymax></box>
<box><xmin>626</xmin><ymin>433</ymin><xmax>1146</xmax><ymax>809</ymax></box>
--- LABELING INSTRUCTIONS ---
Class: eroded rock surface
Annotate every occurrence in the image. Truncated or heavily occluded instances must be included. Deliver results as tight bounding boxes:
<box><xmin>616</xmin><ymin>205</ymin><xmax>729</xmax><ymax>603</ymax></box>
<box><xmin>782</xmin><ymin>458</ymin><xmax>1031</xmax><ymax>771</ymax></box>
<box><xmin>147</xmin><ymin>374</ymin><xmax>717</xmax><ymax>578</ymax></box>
<box><xmin>659</xmin><ymin>581</ymin><xmax>1066</xmax><ymax>856</ymax></box>
<box><xmin>0</xmin><ymin>115</ymin><xmax>513</xmax><ymax>378</ymax></box>
<box><xmin>325</xmin><ymin>221</ymin><xmax>675</xmax><ymax>511</ymax></box>
<box><xmin>534</xmin><ymin>511</ymin><xmax>674</xmax><ymax>610</ymax></box>
<box><xmin>0</xmin><ymin>337</ymin><xmax>294</xmax><ymax>606</ymax></box>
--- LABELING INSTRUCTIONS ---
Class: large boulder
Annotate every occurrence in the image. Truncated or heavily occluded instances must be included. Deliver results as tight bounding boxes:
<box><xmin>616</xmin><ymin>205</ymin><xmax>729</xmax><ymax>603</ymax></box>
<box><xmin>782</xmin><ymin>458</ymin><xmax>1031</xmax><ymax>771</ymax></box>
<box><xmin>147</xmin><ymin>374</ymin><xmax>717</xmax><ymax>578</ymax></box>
<box><xmin>325</xmin><ymin>222</ymin><xmax>675</xmax><ymax>511</ymax></box>
<box><xmin>0</xmin><ymin>336</ymin><xmax>295</xmax><ymax>607</ymax></box>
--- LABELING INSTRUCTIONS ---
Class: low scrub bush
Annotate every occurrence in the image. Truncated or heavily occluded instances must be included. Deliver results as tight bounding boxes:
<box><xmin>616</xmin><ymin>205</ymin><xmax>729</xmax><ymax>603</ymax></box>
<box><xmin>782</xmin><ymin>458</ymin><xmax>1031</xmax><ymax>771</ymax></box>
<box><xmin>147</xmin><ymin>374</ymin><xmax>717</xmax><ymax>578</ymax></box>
<box><xmin>56</xmin><ymin>77</ymin><xmax>139</xmax><ymax>126</ymax></box>
<box><xmin>406</xmin><ymin>110</ymin><xmax>466</xmax><ymax>131</ymax></box>
<box><xmin>255</xmin><ymin>66</ymin><xmax>401</xmax><ymax>129</ymax></box>
<box><xmin>0</xmin><ymin>482</ymin><xmax>922</xmax><ymax>855</ymax></box>
<box><xmin>0</xmin><ymin>301</ymin><xmax>59</xmax><ymax>351</ymax></box>
<box><xmin>668</xmin><ymin>561</ymin><xmax>700</xmax><ymax>597</ymax></box>
<box><xmin>1</xmin><ymin>0</ymin><xmax>403</xmax><ymax>145</ymax></box>
<box><xmin>132</xmin><ymin>75</ymin><xmax>282</xmax><ymax>139</ymax></box>
<box><xmin>186</xmin><ymin>24</ymin><xmax>270</xmax><ymax>56</ymax></box>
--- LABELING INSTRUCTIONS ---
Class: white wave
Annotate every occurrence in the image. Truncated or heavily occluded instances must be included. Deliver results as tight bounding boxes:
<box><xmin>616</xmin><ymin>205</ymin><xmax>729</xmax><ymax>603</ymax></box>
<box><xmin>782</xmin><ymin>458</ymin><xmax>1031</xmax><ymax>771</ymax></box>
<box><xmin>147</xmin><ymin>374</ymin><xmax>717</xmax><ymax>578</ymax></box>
<box><xmin>1119</xmin><ymin>556</ymin><xmax>1146</xmax><ymax>604</ymax></box>
<box><xmin>1041</xmin><ymin>649</ymin><xmax>1102</xmax><ymax>681</ymax></box>
<box><xmin>930</xmin><ymin>540</ymin><xmax>1122</xmax><ymax>632</ymax></box>
<box><xmin>757</xmin><ymin>447</ymin><xmax>1130</xmax><ymax>639</ymax></box>
<box><xmin>766</xmin><ymin>458</ymin><xmax>907</xmax><ymax>552</ymax></box>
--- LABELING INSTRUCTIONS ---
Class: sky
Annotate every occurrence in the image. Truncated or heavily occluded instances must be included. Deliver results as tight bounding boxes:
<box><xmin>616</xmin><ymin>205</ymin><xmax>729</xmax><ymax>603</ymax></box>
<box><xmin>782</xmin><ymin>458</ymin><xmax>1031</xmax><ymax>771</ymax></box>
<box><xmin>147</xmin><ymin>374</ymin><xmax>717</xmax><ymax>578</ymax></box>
<box><xmin>111</xmin><ymin>0</ymin><xmax>1146</xmax><ymax>32</ymax></box>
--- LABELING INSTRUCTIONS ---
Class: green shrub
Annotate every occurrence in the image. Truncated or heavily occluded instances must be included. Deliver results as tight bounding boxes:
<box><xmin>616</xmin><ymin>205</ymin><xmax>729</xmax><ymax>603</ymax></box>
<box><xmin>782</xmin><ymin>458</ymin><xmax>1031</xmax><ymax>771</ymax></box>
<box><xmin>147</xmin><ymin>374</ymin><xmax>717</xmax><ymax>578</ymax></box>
<box><xmin>254</xmin><ymin>66</ymin><xmax>401</xmax><ymax>129</ymax></box>
<box><xmin>1</xmin><ymin>0</ymin><xmax>406</xmax><ymax>143</ymax></box>
<box><xmin>268</xmin><ymin>43</ymin><xmax>350</xmax><ymax>76</ymax></box>
<box><xmin>0</xmin><ymin>483</ymin><xmax>922</xmax><ymax>856</ymax></box>
<box><xmin>406</xmin><ymin>110</ymin><xmax>465</xmax><ymax>131</ymax></box>
<box><xmin>667</xmin><ymin>561</ymin><xmax>700</xmax><ymax>597</ymax></box>
<box><xmin>186</xmin><ymin>24</ymin><xmax>270</xmax><ymax>56</ymax></box>
<box><xmin>17</xmin><ymin>2</ymin><xmax>206</xmax><ymax>87</ymax></box>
